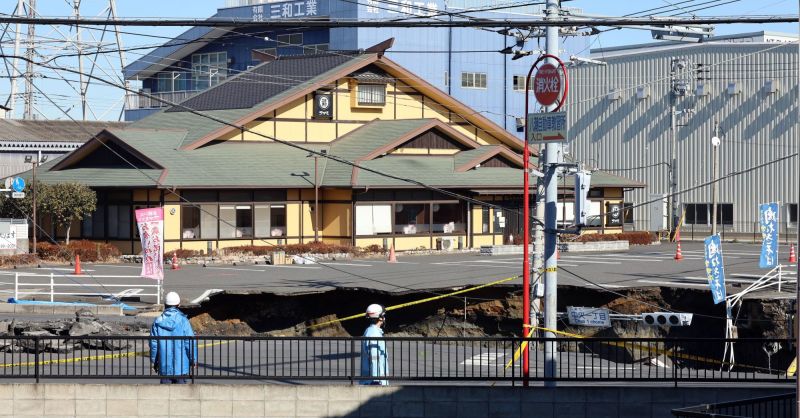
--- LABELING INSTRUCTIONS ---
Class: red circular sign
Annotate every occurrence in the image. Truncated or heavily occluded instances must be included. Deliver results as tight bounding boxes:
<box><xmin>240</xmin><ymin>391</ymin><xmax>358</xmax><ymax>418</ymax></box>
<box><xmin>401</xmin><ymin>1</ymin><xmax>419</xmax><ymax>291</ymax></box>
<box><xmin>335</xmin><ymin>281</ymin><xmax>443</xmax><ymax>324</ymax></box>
<box><xmin>533</xmin><ymin>63</ymin><xmax>562</xmax><ymax>107</ymax></box>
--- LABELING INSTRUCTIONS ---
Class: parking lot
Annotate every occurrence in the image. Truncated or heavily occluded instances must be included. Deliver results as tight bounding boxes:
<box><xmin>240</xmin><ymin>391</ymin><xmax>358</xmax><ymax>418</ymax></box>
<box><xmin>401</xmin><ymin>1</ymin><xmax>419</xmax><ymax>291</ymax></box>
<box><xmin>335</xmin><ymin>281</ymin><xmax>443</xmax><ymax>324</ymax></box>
<box><xmin>0</xmin><ymin>242</ymin><xmax>794</xmax><ymax>306</ymax></box>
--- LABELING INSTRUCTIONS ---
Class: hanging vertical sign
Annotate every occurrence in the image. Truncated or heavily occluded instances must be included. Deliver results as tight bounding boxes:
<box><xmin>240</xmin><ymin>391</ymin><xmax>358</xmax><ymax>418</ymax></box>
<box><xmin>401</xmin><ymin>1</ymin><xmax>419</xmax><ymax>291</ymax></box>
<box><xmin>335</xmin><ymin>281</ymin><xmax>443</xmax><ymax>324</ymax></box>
<box><xmin>135</xmin><ymin>208</ymin><xmax>164</xmax><ymax>281</ymax></box>
<box><xmin>758</xmin><ymin>202</ymin><xmax>779</xmax><ymax>269</ymax></box>
<box><xmin>704</xmin><ymin>234</ymin><xmax>726</xmax><ymax>304</ymax></box>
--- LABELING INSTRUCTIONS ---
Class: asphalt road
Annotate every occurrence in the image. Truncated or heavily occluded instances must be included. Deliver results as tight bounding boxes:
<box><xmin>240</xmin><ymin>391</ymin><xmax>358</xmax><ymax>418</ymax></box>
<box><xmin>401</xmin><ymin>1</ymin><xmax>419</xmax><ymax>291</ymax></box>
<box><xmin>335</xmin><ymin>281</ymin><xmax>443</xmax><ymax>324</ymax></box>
<box><xmin>0</xmin><ymin>242</ymin><xmax>795</xmax><ymax>306</ymax></box>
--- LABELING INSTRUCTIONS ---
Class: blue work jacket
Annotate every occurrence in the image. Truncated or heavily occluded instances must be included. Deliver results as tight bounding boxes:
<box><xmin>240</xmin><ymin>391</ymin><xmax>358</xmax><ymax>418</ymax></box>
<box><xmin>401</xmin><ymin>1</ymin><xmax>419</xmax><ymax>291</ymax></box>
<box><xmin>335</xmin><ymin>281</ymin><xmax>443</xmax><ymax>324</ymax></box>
<box><xmin>360</xmin><ymin>324</ymin><xmax>389</xmax><ymax>385</ymax></box>
<box><xmin>149</xmin><ymin>307</ymin><xmax>198</xmax><ymax>376</ymax></box>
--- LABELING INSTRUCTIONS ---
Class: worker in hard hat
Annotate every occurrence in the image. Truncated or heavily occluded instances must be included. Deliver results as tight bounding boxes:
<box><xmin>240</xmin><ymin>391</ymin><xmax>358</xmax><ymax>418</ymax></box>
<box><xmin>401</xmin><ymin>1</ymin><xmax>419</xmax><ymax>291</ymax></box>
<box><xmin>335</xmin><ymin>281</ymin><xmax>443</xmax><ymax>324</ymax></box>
<box><xmin>149</xmin><ymin>291</ymin><xmax>198</xmax><ymax>384</ymax></box>
<box><xmin>360</xmin><ymin>303</ymin><xmax>389</xmax><ymax>385</ymax></box>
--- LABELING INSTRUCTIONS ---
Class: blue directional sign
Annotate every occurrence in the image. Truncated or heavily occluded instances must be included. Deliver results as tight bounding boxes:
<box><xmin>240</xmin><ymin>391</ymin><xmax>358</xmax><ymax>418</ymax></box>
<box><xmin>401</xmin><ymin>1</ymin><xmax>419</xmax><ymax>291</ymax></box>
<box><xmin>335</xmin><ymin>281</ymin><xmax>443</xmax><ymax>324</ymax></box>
<box><xmin>11</xmin><ymin>177</ymin><xmax>25</xmax><ymax>193</ymax></box>
<box><xmin>704</xmin><ymin>235</ymin><xmax>726</xmax><ymax>304</ymax></box>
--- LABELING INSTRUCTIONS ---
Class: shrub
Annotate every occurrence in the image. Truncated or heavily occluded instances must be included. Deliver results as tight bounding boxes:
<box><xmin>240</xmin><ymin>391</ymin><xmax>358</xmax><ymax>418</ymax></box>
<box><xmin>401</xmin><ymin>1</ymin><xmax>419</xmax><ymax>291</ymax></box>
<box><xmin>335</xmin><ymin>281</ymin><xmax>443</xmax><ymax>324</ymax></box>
<box><xmin>165</xmin><ymin>249</ymin><xmax>204</xmax><ymax>259</ymax></box>
<box><xmin>35</xmin><ymin>240</ymin><xmax>120</xmax><ymax>262</ymax></box>
<box><xmin>575</xmin><ymin>231</ymin><xmax>656</xmax><ymax>245</ymax></box>
<box><xmin>0</xmin><ymin>254</ymin><xmax>38</xmax><ymax>268</ymax></box>
<box><xmin>223</xmin><ymin>242</ymin><xmax>386</xmax><ymax>256</ymax></box>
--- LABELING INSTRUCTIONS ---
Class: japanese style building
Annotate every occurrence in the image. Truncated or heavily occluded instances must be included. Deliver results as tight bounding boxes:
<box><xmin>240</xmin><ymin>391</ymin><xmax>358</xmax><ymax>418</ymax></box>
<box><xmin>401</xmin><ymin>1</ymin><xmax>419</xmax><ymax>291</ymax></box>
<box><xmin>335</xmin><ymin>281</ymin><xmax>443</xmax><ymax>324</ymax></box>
<box><xmin>34</xmin><ymin>41</ymin><xmax>641</xmax><ymax>254</ymax></box>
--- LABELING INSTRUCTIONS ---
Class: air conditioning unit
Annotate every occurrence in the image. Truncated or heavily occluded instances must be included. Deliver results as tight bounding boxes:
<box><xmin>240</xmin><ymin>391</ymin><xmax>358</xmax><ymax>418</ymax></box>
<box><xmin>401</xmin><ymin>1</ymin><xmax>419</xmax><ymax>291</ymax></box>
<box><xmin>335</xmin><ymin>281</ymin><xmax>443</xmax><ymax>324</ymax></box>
<box><xmin>438</xmin><ymin>237</ymin><xmax>457</xmax><ymax>251</ymax></box>
<box><xmin>641</xmin><ymin>312</ymin><xmax>693</xmax><ymax>327</ymax></box>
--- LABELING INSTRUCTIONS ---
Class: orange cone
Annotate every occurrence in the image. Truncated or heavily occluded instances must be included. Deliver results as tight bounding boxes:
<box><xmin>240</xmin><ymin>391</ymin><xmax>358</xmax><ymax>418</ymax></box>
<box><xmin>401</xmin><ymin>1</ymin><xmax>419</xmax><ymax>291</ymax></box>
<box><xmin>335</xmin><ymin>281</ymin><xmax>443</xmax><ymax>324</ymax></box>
<box><xmin>74</xmin><ymin>255</ymin><xmax>82</xmax><ymax>275</ymax></box>
<box><xmin>789</xmin><ymin>244</ymin><xmax>797</xmax><ymax>264</ymax></box>
<box><xmin>171</xmin><ymin>253</ymin><xmax>181</xmax><ymax>270</ymax></box>
<box><xmin>388</xmin><ymin>245</ymin><xmax>398</xmax><ymax>263</ymax></box>
<box><xmin>674</xmin><ymin>241</ymin><xmax>683</xmax><ymax>261</ymax></box>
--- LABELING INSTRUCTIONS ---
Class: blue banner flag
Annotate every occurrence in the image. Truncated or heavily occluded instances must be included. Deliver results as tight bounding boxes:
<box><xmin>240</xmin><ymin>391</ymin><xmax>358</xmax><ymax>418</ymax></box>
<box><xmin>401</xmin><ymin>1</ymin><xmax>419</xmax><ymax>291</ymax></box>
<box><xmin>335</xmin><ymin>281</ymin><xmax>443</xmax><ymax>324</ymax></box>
<box><xmin>704</xmin><ymin>235</ymin><xmax>726</xmax><ymax>304</ymax></box>
<box><xmin>759</xmin><ymin>202</ymin><xmax>779</xmax><ymax>269</ymax></box>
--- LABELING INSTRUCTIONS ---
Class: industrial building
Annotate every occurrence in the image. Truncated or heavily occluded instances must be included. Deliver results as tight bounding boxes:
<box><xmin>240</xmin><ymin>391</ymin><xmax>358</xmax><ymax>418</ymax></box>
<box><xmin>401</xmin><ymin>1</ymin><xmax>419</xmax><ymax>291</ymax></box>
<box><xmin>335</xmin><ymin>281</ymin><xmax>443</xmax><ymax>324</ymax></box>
<box><xmin>566</xmin><ymin>32</ymin><xmax>798</xmax><ymax>238</ymax></box>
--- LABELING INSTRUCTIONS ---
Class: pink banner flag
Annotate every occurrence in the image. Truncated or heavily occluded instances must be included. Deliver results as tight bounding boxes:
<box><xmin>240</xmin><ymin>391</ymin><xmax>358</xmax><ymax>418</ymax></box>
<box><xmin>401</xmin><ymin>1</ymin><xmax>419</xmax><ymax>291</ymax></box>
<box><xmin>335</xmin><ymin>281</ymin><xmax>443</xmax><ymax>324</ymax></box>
<box><xmin>135</xmin><ymin>207</ymin><xmax>164</xmax><ymax>281</ymax></box>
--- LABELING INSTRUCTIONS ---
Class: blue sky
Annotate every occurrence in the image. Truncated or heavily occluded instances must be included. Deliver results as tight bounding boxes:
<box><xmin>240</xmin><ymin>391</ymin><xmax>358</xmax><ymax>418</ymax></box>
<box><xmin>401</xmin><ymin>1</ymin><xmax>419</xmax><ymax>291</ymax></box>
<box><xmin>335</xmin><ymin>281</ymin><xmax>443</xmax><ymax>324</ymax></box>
<box><xmin>4</xmin><ymin>0</ymin><xmax>798</xmax><ymax>120</ymax></box>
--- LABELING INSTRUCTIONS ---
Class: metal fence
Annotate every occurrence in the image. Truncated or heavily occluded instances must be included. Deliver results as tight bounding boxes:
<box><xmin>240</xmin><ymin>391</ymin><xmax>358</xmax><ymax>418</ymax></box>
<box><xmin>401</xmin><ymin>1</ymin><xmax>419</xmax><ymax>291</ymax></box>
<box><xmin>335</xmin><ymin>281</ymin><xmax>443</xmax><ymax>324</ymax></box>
<box><xmin>12</xmin><ymin>272</ymin><xmax>162</xmax><ymax>305</ymax></box>
<box><xmin>0</xmin><ymin>336</ymin><xmax>794</xmax><ymax>384</ymax></box>
<box><xmin>672</xmin><ymin>393</ymin><xmax>796</xmax><ymax>418</ymax></box>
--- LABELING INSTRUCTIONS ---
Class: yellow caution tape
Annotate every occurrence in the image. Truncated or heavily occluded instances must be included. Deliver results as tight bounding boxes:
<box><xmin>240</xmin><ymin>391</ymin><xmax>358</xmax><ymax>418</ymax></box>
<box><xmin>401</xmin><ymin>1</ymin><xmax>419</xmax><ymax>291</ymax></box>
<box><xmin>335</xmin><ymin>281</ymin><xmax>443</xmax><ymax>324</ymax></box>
<box><xmin>788</xmin><ymin>358</ymin><xmax>796</xmax><ymax>376</ymax></box>
<box><xmin>309</xmin><ymin>275</ymin><xmax>519</xmax><ymax>329</ymax></box>
<box><xmin>0</xmin><ymin>341</ymin><xmax>228</xmax><ymax>369</ymax></box>
<box><xmin>544</xmin><ymin>267</ymin><xmax>558</xmax><ymax>273</ymax></box>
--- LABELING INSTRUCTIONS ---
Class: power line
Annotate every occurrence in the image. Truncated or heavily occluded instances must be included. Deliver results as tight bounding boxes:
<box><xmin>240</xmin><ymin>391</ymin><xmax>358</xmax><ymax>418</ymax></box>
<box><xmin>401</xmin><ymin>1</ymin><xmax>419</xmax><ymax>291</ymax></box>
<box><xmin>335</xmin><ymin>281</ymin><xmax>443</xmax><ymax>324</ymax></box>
<box><xmin>0</xmin><ymin>15</ymin><xmax>797</xmax><ymax>28</ymax></box>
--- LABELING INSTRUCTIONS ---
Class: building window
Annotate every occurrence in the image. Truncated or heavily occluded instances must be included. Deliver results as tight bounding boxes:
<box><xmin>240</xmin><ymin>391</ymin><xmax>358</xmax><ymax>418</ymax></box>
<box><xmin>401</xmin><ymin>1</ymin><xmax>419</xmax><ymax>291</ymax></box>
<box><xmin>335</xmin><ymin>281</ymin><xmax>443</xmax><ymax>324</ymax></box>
<box><xmin>394</xmin><ymin>203</ymin><xmax>429</xmax><ymax>234</ymax></box>
<box><xmin>304</xmin><ymin>44</ymin><xmax>329</xmax><ymax>55</ymax></box>
<box><xmin>512</xmin><ymin>75</ymin><xmax>532</xmax><ymax>92</ymax></box>
<box><xmin>493</xmin><ymin>208</ymin><xmax>505</xmax><ymax>232</ymax></box>
<box><xmin>481</xmin><ymin>206</ymin><xmax>490</xmax><ymax>233</ymax></box>
<box><xmin>254</xmin><ymin>204</ymin><xmax>287</xmax><ymax>237</ymax></box>
<box><xmin>107</xmin><ymin>205</ymin><xmax>131</xmax><ymax>239</ymax></box>
<box><xmin>182</xmin><ymin>206</ymin><xmax>201</xmax><ymax>239</ymax></box>
<box><xmin>623</xmin><ymin>202</ymin><xmax>634</xmax><ymax>224</ymax></box>
<box><xmin>155</xmin><ymin>71</ymin><xmax>189</xmax><ymax>92</ymax></box>
<box><xmin>461</xmin><ymin>72</ymin><xmax>486</xmax><ymax>89</ymax></box>
<box><xmin>191</xmin><ymin>52</ymin><xmax>228</xmax><ymax>90</ymax></box>
<box><xmin>200</xmin><ymin>204</ymin><xmax>218</xmax><ymax>239</ymax></box>
<box><xmin>81</xmin><ymin>208</ymin><xmax>105</xmax><ymax>239</ymax></box>
<box><xmin>432</xmin><ymin>203</ymin><xmax>465</xmax><ymax>233</ymax></box>
<box><xmin>355</xmin><ymin>204</ymin><xmax>392</xmax><ymax>236</ymax></box>
<box><xmin>219</xmin><ymin>205</ymin><xmax>253</xmax><ymax>238</ymax></box>
<box><xmin>357</xmin><ymin>84</ymin><xmax>386</xmax><ymax>106</ymax></box>
<box><xmin>684</xmin><ymin>203</ymin><xmax>733</xmax><ymax>225</ymax></box>
<box><xmin>276</xmin><ymin>33</ymin><xmax>303</xmax><ymax>46</ymax></box>
<box><xmin>789</xmin><ymin>203</ymin><xmax>798</xmax><ymax>225</ymax></box>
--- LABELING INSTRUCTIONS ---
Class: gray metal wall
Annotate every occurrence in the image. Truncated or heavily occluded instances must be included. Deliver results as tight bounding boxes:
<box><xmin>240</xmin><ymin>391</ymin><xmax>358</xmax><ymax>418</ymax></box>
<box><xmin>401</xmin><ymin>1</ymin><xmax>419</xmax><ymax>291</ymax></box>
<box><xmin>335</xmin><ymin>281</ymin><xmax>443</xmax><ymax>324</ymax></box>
<box><xmin>566</xmin><ymin>43</ymin><xmax>798</xmax><ymax>234</ymax></box>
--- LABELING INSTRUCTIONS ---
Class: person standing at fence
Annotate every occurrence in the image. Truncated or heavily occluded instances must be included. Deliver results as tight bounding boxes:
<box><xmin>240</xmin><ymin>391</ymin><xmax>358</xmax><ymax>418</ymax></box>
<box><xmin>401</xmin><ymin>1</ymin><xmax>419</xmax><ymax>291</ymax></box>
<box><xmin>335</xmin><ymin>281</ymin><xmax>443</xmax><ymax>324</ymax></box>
<box><xmin>360</xmin><ymin>304</ymin><xmax>389</xmax><ymax>385</ymax></box>
<box><xmin>150</xmin><ymin>291</ymin><xmax>198</xmax><ymax>384</ymax></box>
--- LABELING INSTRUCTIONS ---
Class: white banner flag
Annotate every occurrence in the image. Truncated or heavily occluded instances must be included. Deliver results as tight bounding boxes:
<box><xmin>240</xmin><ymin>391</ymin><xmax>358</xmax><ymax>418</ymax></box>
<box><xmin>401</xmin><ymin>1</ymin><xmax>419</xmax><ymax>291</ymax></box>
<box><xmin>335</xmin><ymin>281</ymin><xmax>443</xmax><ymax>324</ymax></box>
<box><xmin>135</xmin><ymin>207</ymin><xmax>164</xmax><ymax>281</ymax></box>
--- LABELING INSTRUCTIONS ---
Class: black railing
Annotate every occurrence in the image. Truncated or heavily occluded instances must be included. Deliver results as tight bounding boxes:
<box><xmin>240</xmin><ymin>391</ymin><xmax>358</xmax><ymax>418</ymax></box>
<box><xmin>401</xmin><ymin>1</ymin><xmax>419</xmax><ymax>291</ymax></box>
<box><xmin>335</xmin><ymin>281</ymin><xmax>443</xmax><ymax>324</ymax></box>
<box><xmin>0</xmin><ymin>336</ymin><xmax>794</xmax><ymax>384</ymax></box>
<box><xmin>672</xmin><ymin>393</ymin><xmax>796</xmax><ymax>417</ymax></box>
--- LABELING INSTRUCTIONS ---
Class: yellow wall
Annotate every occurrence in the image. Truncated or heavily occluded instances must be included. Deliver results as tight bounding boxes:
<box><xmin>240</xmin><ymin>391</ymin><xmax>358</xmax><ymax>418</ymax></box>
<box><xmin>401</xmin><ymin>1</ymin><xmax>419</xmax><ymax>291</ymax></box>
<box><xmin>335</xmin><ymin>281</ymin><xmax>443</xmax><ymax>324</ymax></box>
<box><xmin>472</xmin><ymin>235</ymin><xmax>494</xmax><ymax>247</ymax></box>
<box><xmin>301</xmin><ymin>202</ymin><xmax>315</xmax><ymax>237</ymax></box>
<box><xmin>286</xmin><ymin>202</ymin><xmax>301</xmax><ymax>238</ymax></box>
<box><xmin>394</xmin><ymin>236</ymin><xmax>431</xmax><ymax>251</ymax></box>
<box><xmin>164</xmin><ymin>204</ymin><xmax>180</xmax><ymax>241</ymax></box>
<box><xmin>355</xmin><ymin>238</ymin><xmax>385</xmax><ymax>249</ymax></box>
<box><xmin>321</xmin><ymin>203</ymin><xmax>351</xmax><ymax>237</ymax></box>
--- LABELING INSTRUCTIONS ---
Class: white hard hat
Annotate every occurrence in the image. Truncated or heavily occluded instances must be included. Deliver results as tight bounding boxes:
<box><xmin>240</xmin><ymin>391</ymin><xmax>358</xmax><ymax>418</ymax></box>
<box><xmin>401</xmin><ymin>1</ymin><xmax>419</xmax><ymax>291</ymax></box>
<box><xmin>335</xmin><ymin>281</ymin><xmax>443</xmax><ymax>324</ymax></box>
<box><xmin>365</xmin><ymin>304</ymin><xmax>385</xmax><ymax>319</ymax></box>
<box><xmin>165</xmin><ymin>291</ymin><xmax>180</xmax><ymax>306</ymax></box>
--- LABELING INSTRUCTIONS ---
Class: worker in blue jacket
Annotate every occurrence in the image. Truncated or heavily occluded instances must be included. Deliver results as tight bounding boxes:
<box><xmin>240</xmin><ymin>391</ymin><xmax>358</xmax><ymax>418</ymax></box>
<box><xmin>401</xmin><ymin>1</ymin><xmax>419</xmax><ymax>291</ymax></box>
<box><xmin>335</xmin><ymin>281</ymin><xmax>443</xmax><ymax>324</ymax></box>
<box><xmin>150</xmin><ymin>291</ymin><xmax>198</xmax><ymax>384</ymax></box>
<box><xmin>360</xmin><ymin>303</ymin><xmax>389</xmax><ymax>385</ymax></box>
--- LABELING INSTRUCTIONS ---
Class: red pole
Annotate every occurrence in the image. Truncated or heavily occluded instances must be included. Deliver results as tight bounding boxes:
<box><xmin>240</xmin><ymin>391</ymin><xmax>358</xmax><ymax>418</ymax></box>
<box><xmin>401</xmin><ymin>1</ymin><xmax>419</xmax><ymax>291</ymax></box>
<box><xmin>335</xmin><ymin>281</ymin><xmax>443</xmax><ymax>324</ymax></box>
<box><xmin>521</xmin><ymin>64</ymin><xmax>537</xmax><ymax>386</ymax></box>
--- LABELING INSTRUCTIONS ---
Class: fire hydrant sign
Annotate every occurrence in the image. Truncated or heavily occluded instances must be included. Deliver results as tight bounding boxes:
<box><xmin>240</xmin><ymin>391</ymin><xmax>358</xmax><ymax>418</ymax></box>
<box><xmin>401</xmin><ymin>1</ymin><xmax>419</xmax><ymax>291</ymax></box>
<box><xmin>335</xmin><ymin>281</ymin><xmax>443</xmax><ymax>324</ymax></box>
<box><xmin>135</xmin><ymin>207</ymin><xmax>164</xmax><ymax>281</ymax></box>
<box><xmin>527</xmin><ymin>111</ymin><xmax>567</xmax><ymax>143</ymax></box>
<box><xmin>533</xmin><ymin>63</ymin><xmax>561</xmax><ymax>107</ymax></box>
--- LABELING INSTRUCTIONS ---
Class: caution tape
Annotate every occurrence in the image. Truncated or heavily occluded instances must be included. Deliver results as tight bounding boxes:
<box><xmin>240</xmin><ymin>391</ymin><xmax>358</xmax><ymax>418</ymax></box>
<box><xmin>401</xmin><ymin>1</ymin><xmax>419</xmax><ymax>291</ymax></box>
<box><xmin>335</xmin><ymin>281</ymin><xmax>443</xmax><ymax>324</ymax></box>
<box><xmin>0</xmin><ymin>341</ymin><xmax>228</xmax><ymax>369</ymax></box>
<box><xmin>308</xmin><ymin>275</ymin><xmax>520</xmax><ymax>329</ymax></box>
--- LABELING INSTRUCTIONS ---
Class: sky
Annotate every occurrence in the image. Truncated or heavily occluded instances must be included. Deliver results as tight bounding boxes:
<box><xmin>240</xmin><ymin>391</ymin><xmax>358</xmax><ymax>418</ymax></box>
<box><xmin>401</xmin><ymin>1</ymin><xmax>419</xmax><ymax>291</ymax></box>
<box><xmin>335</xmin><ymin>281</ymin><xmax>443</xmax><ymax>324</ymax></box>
<box><xmin>2</xmin><ymin>0</ymin><xmax>798</xmax><ymax>120</ymax></box>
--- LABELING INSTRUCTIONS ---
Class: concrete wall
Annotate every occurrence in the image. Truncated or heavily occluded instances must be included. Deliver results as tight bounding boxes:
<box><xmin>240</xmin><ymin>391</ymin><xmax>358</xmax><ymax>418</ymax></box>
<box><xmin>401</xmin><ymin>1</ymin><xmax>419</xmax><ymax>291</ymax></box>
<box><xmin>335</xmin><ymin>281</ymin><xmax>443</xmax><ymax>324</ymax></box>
<box><xmin>0</xmin><ymin>383</ymin><xmax>789</xmax><ymax>418</ymax></box>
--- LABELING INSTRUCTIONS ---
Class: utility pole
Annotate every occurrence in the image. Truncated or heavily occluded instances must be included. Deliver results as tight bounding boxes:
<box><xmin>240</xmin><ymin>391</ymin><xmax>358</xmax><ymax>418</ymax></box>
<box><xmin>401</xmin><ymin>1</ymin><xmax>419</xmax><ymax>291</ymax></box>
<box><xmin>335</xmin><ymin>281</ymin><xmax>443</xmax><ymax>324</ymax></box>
<box><xmin>542</xmin><ymin>0</ymin><xmax>561</xmax><ymax>386</ymax></box>
<box><xmin>669</xmin><ymin>58</ymin><xmax>679</xmax><ymax>238</ymax></box>
<box><xmin>313</xmin><ymin>154</ymin><xmax>319</xmax><ymax>242</ymax></box>
<box><xmin>711</xmin><ymin>122</ymin><xmax>721</xmax><ymax>236</ymax></box>
<box><xmin>6</xmin><ymin>0</ymin><xmax>24</xmax><ymax>118</ymax></box>
<box><xmin>23</xmin><ymin>0</ymin><xmax>35</xmax><ymax>119</ymax></box>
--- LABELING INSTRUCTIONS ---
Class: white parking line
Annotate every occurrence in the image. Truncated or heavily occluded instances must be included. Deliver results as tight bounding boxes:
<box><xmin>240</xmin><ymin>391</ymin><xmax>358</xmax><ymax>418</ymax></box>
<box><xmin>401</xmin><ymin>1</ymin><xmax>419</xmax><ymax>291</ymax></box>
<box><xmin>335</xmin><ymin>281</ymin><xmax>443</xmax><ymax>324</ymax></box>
<box><xmin>206</xmin><ymin>266</ymin><xmax>321</xmax><ymax>272</ymax></box>
<box><xmin>681</xmin><ymin>276</ymin><xmax>758</xmax><ymax>284</ymax></box>
<box><xmin>37</xmin><ymin>267</ymin><xmax>96</xmax><ymax>272</ymax></box>
<box><xmin>93</xmin><ymin>264</ymin><xmax>141</xmax><ymax>269</ymax></box>
<box><xmin>322</xmin><ymin>262</ymin><xmax>373</xmax><ymax>267</ymax></box>
<box><xmin>557</xmin><ymin>259</ymin><xmax>621</xmax><ymax>265</ymax></box>
<box><xmin>637</xmin><ymin>280</ymin><xmax>709</xmax><ymax>288</ymax></box>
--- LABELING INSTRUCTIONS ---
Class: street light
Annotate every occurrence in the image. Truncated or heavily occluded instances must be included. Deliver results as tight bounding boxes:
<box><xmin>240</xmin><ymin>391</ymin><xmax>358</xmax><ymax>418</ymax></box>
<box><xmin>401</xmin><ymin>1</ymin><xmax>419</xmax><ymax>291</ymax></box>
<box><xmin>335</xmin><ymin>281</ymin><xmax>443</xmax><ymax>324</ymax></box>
<box><xmin>711</xmin><ymin>122</ymin><xmax>722</xmax><ymax>236</ymax></box>
<box><xmin>24</xmin><ymin>154</ymin><xmax>47</xmax><ymax>255</ymax></box>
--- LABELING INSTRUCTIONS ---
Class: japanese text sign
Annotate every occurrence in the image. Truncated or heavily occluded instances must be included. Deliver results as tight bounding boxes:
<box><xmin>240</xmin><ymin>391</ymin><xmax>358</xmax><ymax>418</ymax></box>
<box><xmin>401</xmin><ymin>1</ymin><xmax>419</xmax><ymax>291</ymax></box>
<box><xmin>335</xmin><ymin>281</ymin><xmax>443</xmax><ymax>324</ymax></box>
<box><xmin>759</xmin><ymin>202</ymin><xmax>779</xmax><ymax>269</ymax></box>
<box><xmin>135</xmin><ymin>208</ymin><xmax>164</xmax><ymax>281</ymax></box>
<box><xmin>704</xmin><ymin>234</ymin><xmax>726</xmax><ymax>304</ymax></box>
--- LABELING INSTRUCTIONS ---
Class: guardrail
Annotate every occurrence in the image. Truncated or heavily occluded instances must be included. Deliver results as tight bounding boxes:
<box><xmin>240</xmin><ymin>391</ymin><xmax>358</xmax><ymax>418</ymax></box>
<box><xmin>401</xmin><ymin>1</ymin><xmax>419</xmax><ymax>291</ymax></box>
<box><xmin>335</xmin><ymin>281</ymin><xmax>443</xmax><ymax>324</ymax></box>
<box><xmin>0</xmin><ymin>336</ymin><xmax>793</xmax><ymax>384</ymax></box>
<box><xmin>12</xmin><ymin>272</ymin><xmax>162</xmax><ymax>305</ymax></box>
<box><xmin>672</xmin><ymin>393</ymin><xmax>796</xmax><ymax>417</ymax></box>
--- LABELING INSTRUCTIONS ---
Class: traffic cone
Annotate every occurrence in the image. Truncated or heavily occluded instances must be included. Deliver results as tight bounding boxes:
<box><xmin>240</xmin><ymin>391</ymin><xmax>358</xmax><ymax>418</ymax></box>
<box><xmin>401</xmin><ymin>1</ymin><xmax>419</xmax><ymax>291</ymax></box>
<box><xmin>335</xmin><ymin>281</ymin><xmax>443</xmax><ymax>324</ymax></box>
<box><xmin>557</xmin><ymin>247</ymin><xmax>561</xmax><ymax>260</ymax></box>
<box><xmin>73</xmin><ymin>255</ymin><xmax>82</xmax><ymax>275</ymax></box>
<box><xmin>387</xmin><ymin>245</ymin><xmax>398</xmax><ymax>263</ymax></box>
<box><xmin>674</xmin><ymin>241</ymin><xmax>683</xmax><ymax>261</ymax></box>
<box><xmin>171</xmin><ymin>253</ymin><xmax>181</xmax><ymax>270</ymax></box>
<box><xmin>789</xmin><ymin>244</ymin><xmax>797</xmax><ymax>264</ymax></box>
